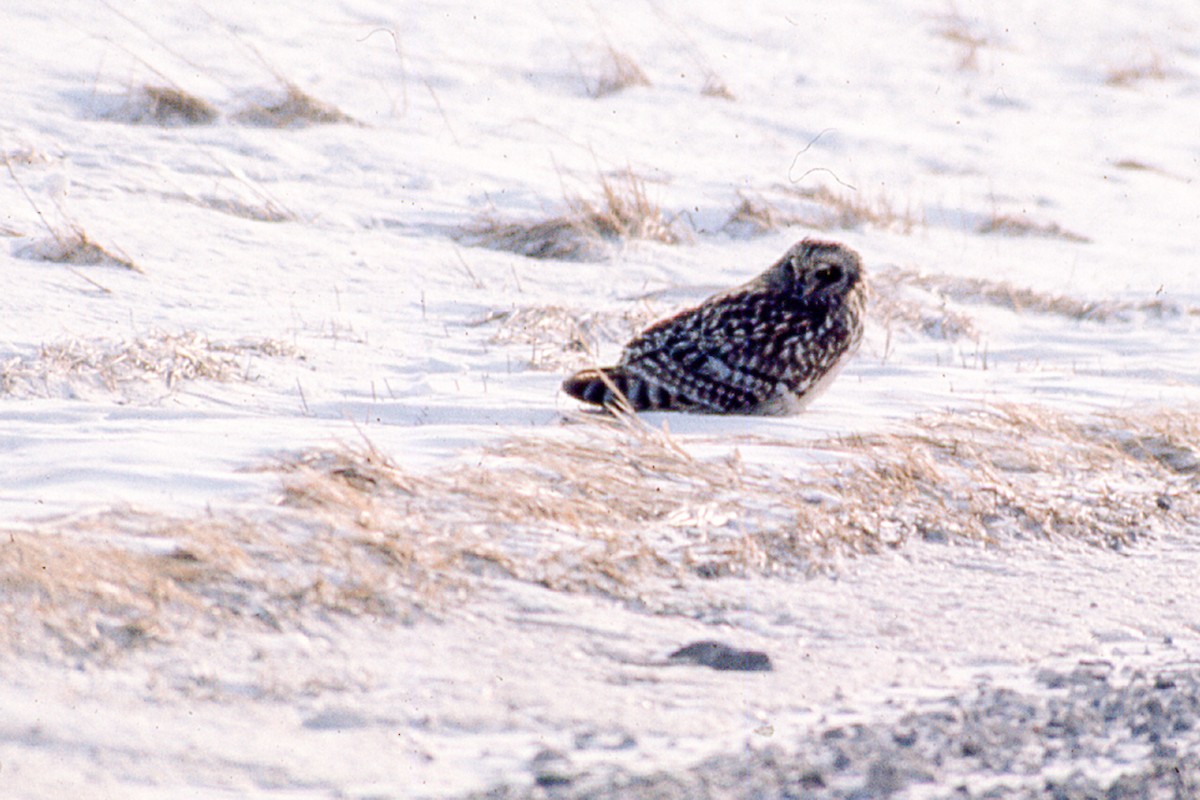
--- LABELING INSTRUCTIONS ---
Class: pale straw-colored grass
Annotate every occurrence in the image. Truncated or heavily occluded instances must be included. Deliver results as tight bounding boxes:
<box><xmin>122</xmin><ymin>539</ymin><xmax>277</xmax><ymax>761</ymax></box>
<box><xmin>0</xmin><ymin>330</ymin><xmax>298</xmax><ymax>399</ymax></box>
<box><xmin>5</xmin><ymin>404</ymin><xmax>1193</xmax><ymax>663</ymax></box>
<box><xmin>463</xmin><ymin>169</ymin><xmax>681</xmax><ymax>261</ymax></box>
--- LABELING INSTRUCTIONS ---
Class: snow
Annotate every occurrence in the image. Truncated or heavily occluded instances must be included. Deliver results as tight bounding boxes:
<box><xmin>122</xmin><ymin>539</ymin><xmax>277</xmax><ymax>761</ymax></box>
<box><xmin>2</xmin><ymin>1</ymin><xmax>1199</xmax><ymax>797</ymax></box>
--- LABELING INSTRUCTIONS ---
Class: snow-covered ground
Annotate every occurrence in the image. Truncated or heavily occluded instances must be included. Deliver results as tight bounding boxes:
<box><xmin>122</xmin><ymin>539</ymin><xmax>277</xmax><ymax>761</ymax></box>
<box><xmin>2</xmin><ymin>2</ymin><xmax>1198</xmax><ymax>797</ymax></box>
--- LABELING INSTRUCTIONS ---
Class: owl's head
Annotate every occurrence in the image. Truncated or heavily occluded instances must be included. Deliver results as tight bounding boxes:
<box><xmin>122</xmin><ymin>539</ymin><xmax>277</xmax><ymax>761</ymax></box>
<box><xmin>774</xmin><ymin>239</ymin><xmax>864</xmax><ymax>303</ymax></box>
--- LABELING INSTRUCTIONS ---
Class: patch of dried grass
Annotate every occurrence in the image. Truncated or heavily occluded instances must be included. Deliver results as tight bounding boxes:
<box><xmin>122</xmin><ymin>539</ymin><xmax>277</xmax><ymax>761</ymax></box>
<box><xmin>795</xmin><ymin>185</ymin><xmax>921</xmax><ymax>233</ymax></box>
<box><xmin>471</xmin><ymin>302</ymin><xmax>664</xmax><ymax>370</ymax></box>
<box><xmin>815</xmin><ymin>406</ymin><xmax>1197</xmax><ymax>554</ymax></box>
<box><xmin>886</xmin><ymin>267</ymin><xmax>1186</xmax><ymax>322</ymax></box>
<box><xmin>125</xmin><ymin>85</ymin><xmax>219</xmax><ymax>126</ymax></box>
<box><xmin>869</xmin><ymin>269</ymin><xmax>980</xmax><ymax>342</ymax></box>
<box><xmin>0</xmin><ymin>511</ymin><xmax>257</xmax><ymax>662</ymax></box>
<box><xmin>1106</xmin><ymin>53</ymin><xmax>1170</xmax><ymax>87</ymax></box>
<box><xmin>588</xmin><ymin>46</ymin><xmax>652</xmax><ymax>98</ymax></box>
<box><xmin>933</xmin><ymin>10</ymin><xmax>990</xmax><ymax>71</ymax></box>
<box><xmin>725</xmin><ymin>187</ymin><xmax>920</xmax><ymax>237</ymax></box>
<box><xmin>186</xmin><ymin>193</ymin><xmax>296</xmax><ymax>223</ymax></box>
<box><xmin>233</xmin><ymin>82</ymin><xmax>358</xmax><ymax>127</ymax></box>
<box><xmin>17</xmin><ymin>225</ymin><xmax>140</xmax><ymax>272</ymax></box>
<box><xmin>5</xmin><ymin>404</ymin><xmax>1194</xmax><ymax>663</ymax></box>
<box><xmin>700</xmin><ymin>74</ymin><xmax>736</xmax><ymax>101</ymax></box>
<box><xmin>463</xmin><ymin>169</ymin><xmax>681</xmax><ymax>261</ymax></box>
<box><xmin>0</xmin><ymin>500</ymin><xmax>443</xmax><ymax>664</ymax></box>
<box><xmin>273</xmin><ymin>405</ymin><xmax>1196</xmax><ymax>596</ymax></box>
<box><xmin>0</xmin><ymin>330</ymin><xmax>299</xmax><ymax>399</ymax></box>
<box><xmin>978</xmin><ymin>212</ymin><xmax>1090</xmax><ymax>243</ymax></box>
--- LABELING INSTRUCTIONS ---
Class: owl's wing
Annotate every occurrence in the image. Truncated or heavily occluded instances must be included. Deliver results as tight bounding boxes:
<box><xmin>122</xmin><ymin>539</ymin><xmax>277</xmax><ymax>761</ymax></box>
<box><xmin>618</xmin><ymin>294</ymin><xmax>811</xmax><ymax>412</ymax></box>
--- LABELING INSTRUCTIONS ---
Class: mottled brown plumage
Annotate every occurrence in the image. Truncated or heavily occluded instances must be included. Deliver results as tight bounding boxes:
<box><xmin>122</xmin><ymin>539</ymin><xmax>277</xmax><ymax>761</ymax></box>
<box><xmin>562</xmin><ymin>238</ymin><xmax>866</xmax><ymax>415</ymax></box>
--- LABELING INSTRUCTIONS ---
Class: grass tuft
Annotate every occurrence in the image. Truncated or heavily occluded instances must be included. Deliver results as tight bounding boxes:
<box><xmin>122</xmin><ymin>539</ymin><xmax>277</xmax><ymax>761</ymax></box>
<box><xmin>463</xmin><ymin>169</ymin><xmax>681</xmax><ymax>261</ymax></box>
<box><xmin>700</xmin><ymin>74</ymin><xmax>736</xmax><ymax>101</ymax></box>
<box><xmin>187</xmin><ymin>194</ymin><xmax>296</xmax><ymax>223</ymax></box>
<box><xmin>977</xmin><ymin>212</ymin><xmax>1090</xmax><ymax>243</ymax></box>
<box><xmin>588</xmin><ymin>46</ymin><xmax>652</xmax><ymax>98</ymax></box>
<box><xmin>134</xmin><ymin>85</ymin><xmax>219</xmax><ymax>125</ymax></box>
<box><xmin>0</xmin><ymin>330</ymin><xmax>299</xmax><ymax>399</ymax></box>
<box><xmin>470</xmin><ymin>302</ymin><xmax>664</xmax><ymax>371</ymax></box>
<box><xmin>17</xmin><ymin>225</ymin><xmax>139</xmax><ymax>272</ymax></box>
<box><xmin>725</xmin><ymin>186</ymin><xmax>920</xmax><ymax>237</ymax></box>
<box><xmin>933</xmin><ymin>10</ymin><xmax>990</xmax><ymax>71</ymax></box>
<box><xmin>233</xmin><ymin>82</ymin><xmax>358</xmax><ymax>127</ymax></box>
<box><xmin>1106</xmin><ymin>52</ymin><xmax>1169</xmax><ymax>87</ymax></box>
<box><xmin>873</xmin><ymin>266</ymin><xmax>1191</xmax><ymax>324</ymax></box>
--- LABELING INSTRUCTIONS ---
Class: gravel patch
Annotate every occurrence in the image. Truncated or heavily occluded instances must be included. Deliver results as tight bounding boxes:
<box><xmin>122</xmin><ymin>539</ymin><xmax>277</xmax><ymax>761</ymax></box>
<box><xmin>466</xmin><ymin>656</ymin><xmax>1200</xmax><ymax>799</ymax></box>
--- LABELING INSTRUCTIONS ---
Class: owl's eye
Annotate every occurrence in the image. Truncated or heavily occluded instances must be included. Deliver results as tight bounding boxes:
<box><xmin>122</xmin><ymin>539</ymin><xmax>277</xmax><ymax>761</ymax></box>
<box><xmin>812</xmin><ymin>263</ymin><xmax>843</xmax><ymax>286</ymax></box>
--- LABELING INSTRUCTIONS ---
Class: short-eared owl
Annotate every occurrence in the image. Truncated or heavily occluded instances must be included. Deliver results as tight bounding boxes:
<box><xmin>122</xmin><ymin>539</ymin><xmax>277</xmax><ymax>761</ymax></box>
<box><xmin>562</xmin><ymin>238</ymin><xmax>866</xmax><ymax>415</ymax></box>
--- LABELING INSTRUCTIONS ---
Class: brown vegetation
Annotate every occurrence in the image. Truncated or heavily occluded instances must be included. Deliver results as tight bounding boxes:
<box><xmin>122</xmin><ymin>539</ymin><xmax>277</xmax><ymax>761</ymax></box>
<box><xmin>472</xmin><ymin>302</ymin><xmax>664</xmax><ymax>371</ymax></box>
<box><xmin>1106</xmin><ymin>53</ymin><xmax>1170</xmax><ymax>87</ymax></box>
<box><xmin>0</xmin><ymin>330</ymin><xmax>298</xmax><ymax>399</ymax></box>
<box><xmin>6</xmin><ymin>403</ymin><xmax>1195</xmax><ymax>664</ymax></box>
<box><xmin>233</xmin><ymin>82</ymin><xmax>358</xmax><ymax>127</ymax></box>
<box><xmin>134</xmin><ymin>85</ymin><xmax>219</xmax><ymax>125</ymax></box>
<box><xmin>977</xmin><ymin>212</ymin><xmax>1090</xmax><ymax>243</ymax></box>
<box><xmin>588</xmin><ymin>46</ymin><xmax>652</xmax><ymax>98</ymax></box>
<box><xmin>724</xmin><ymin>186</ymin><xmax>920</xmax><ymax>237</ymax></box>
<box><xmin>18</xmin><ymin>226</ymin><xmax>139</xmax><ymax>272</ymax></box>
<box><xmin>463</xmin><ymin>169</ymin><xmax>681</xmax><ymax>261</ymax></box>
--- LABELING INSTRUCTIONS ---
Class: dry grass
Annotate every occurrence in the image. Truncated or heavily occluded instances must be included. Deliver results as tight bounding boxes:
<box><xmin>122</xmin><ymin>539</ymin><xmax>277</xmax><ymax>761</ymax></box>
<box><xmin>933</xmin><ymin>10</ymin><xmax>990</xmax><ymax>71</ymax></box>
<box><xmin>0</xmin><ymin>503</ymin><xmax>442</xmax><ymax>664</ymax></box>
<box><xmin>700</xmin><ymin>74</ymin><xmax>736</xmax><ymax>101</ymax></box>
<box><xmin>4</xmin><ymin>403</ymin><xmax>1195</xmax><ymax>663</ymax></box>
<box><xmin>587</xmin><ymin>46</ymin><xmax>652</xmax><ymax>98</ymax></box>
<box><xmin>123</xmin><ymin>85</ymin><xmax>219</xmax><ymax>126</ymax></box>
<box><xmin>471</xmin><ymin>302</ymin><xmax>664</xmax><ymax>371</ymax></box>
<box><xmin>978</xmin><ymin>212</ymin><xmax>1090</xmax><ymax>243</ymax></box>
<box><xmin>271</xmin><ymin>405</ymin><xmax>1200</xmax><ymax>588</ymax></box>
<box><xmin>184</xmin><ymin>193</ymin><xmax>296</xmax><ymax>223</ymax></box>
<box><xmin>0</xmin><ymin>511</ymin><xmax>259</xmax><ymax>662</ymax></box>
<box><xmin>0</xmin><ymin>330</ymin><xmax>299</xmax><ymax>399</ymax></box>
<box><xmin>873</xmin><ymin>266</ymin><xmax>1190</xmax><ymax>325</ymax></box>
<box><xmin>17</xmin><ymin>225</ymin><xmax>139</xmax><ymax>272</ymax></box>
<box><xmin>869</xmin><ymin>269</ymin><xmax>980</xmax><ymax>342</ymax></box>
<box><xmin>233</xmin><ymin>82</ymin><xmax>358</xmax><ymax>127</ymax></box>
<box><xmin>796</xmin><ymin>185</ymin><xmax>921</xmax><ymax>233</ymax></box>
<box><xmin>1106</xmin><ymin>52</ymin><xmax>1170</xmax><ymax>87</ymax></box>
<box><xmin>5</xmin><ymin>153</ymin><xmax>139</xmax><ymax>278</ymax></box>
<box><xmin>725</xmin><ymin>187</ymin><xmax>920</xmax><ymax>237</ymax></box>
<box><xmin>812</xmin><ymin>405</ymin><xmax>1198</xmax><ymax>553</ymax></box>
<box><xmin>463</xmin><ymin>169</ymin><xmax>681</xmax><ymax>261</ymax></box>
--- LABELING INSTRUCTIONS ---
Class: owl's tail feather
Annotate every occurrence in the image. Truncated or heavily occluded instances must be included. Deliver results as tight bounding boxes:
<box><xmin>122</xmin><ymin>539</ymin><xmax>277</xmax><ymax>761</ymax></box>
<box><xmin>561</xmin><ymin>367</ymin><xmax>680</xmax><ymax>412</ymax></box>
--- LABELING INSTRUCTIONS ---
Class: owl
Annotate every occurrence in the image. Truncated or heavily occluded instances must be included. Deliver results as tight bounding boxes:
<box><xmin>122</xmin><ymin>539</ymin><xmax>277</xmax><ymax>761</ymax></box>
<box><xmin>561</xmin><ymin>238</ymin><xmax>866</xmax><ymax>415</ymax></box>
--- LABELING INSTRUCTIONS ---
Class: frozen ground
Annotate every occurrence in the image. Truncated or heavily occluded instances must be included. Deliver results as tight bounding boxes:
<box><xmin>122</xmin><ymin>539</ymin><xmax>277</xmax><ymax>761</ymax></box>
<box><xmin>1</xmin><ymin>1</ymin><xmax>1198</xmax><ymax>798</ymax></box>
